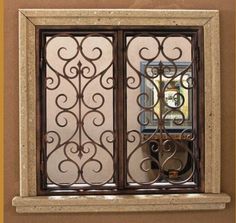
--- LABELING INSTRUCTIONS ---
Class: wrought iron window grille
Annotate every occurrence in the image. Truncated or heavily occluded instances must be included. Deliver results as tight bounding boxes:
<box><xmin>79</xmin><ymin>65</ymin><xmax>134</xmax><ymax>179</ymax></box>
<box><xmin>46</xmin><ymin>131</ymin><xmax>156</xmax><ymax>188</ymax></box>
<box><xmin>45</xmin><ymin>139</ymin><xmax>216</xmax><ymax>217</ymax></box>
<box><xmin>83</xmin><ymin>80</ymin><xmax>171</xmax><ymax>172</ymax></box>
<box><xmin>37</xmin><ymin>26</ymin><xmax>204</xmax><ymax>195</ymax></box>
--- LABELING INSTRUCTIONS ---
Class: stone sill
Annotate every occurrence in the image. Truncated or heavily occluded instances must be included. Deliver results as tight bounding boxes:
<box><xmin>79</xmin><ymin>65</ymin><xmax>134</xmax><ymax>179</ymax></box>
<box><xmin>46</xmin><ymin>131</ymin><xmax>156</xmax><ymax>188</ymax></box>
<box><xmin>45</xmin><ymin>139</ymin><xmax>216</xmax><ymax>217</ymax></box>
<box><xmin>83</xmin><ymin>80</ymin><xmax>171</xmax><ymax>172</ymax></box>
<box><xmin>12</xmin><ymin>193</ymin><xmax>230</xmax><ymax>213</ymax></box>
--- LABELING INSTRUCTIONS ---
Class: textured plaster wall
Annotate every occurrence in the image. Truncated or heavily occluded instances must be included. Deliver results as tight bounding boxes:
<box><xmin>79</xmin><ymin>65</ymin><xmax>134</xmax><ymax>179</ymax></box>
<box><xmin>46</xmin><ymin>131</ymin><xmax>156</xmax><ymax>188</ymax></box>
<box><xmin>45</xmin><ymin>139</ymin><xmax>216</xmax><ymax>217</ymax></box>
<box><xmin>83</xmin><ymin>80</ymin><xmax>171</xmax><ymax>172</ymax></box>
<box><xmin>4</xmin><ymin>0</ymin><xmax>235</xmax><ymax>223</ymax></box>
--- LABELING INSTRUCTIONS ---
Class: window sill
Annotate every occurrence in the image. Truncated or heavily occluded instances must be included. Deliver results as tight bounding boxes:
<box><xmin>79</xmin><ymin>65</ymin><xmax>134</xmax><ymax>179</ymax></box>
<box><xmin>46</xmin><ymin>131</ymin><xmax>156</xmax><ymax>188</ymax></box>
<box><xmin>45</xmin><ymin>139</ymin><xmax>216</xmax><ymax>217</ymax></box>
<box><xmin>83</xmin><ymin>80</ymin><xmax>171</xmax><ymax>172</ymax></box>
<box><xmin>12</xmin><ymin>193</ymin><xmax>230</xmax><ymax>213</ymax></box>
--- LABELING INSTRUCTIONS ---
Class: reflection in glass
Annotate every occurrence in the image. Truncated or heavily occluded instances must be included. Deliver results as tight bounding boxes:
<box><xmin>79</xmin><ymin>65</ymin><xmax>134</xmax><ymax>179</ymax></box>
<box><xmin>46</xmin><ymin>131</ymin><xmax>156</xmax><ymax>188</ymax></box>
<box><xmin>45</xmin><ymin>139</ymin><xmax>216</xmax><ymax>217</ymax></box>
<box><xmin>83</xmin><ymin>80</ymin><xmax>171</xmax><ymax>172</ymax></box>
<box><xmin>126</xmin><ymin>35</ymin><xmax>198</xmax><ymax>188</ymax></box>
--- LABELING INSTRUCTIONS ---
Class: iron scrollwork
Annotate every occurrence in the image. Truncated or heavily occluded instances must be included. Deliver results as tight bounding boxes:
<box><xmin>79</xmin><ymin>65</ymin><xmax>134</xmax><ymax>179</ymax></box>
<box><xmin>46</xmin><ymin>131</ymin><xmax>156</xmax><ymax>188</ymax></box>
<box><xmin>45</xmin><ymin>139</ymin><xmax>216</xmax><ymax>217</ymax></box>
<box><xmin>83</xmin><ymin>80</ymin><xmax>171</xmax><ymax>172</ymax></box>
<box><xmin>44</xmin><ymin>33</ymin><xmax>115</xmax><ymax>188</ymax></box>
<box><xmin>40</xmin><ymin>29</ymin><xmax>201</xmax><ymax>193</ymax></box>
<box><xmin>126</xmin><ymin>34</ymin><xmax>198</xmax><ymax>186</ymax></box>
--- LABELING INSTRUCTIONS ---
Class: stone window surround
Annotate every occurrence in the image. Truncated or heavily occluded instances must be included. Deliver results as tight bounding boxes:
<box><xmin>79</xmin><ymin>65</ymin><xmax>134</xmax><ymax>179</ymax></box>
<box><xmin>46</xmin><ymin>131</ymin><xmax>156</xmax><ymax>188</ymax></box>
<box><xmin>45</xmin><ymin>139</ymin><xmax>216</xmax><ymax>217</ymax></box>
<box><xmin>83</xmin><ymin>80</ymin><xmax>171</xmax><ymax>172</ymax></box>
<box><xmin>12</xmin><ymin>9</ymin><xmax>230</xmax><ymax>213</ymax></box>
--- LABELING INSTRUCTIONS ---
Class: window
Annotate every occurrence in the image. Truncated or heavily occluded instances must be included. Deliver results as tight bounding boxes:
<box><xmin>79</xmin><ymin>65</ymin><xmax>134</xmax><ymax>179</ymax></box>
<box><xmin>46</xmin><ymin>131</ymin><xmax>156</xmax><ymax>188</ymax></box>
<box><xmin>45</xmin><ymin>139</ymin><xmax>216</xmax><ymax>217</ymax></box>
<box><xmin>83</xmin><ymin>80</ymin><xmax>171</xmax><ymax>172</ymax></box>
<box><xmin>13</xmin><ymin>9</ymin><xmax>230</xmax><ymax>213</ymax></box>
<box><xmin>38</xmin><ymin>27</ymin><xmax>203</xmax><ymax>195</ymax></box>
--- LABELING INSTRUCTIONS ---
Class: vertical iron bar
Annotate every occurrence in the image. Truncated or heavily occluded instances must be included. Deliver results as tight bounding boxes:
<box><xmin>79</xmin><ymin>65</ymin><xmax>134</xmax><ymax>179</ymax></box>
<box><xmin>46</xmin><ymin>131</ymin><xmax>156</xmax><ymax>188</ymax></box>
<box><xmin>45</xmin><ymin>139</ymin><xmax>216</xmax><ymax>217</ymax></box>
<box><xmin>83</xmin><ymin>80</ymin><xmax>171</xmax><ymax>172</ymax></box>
<box><xmin>36</xmin><ymin>27</ymin><xmax>42</xmax><ymax>194</ymax></box>
<box><xmin>117</xmin><ymin>30</ymin><xmax>126</xmax><ymax>189</ymax></box>
<box><xmin>37</xmin><ymin>30</ymin><xmax>47</xmax><ymax>192</ymax></box>
<box><xmin>191</xmin><ymin>32</ymin><xmax>198</xmax><ymax>188</ymax></box>
<box><xmin>192</xmin><ymin>28</ymin><xmax>204</xmax><ymax>192</ymax></box>
<box><xmin>42</xmin><ymin>33</ymin><xmax>47</xmax><ymax>190</ymax></box>
<box><xmin>78</xmin><ymin>63</ymin><xmax>82</xmax><ymax>152</ymax></box>
<box><xmin>197</xmin><ymin>27</ymin><xmax>205</xmax><ymax>192</ymax></box>
<box><xmin>113</xmin><ymin>32</ymin><xmax>119</xmax><ymax>187</ymax></box>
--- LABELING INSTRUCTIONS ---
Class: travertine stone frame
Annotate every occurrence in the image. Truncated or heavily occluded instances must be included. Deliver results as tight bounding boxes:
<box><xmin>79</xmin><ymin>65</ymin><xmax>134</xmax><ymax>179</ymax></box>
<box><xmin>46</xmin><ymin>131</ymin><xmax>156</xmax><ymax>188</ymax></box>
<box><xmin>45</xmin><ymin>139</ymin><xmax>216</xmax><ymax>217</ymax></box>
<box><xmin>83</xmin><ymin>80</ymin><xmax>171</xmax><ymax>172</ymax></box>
<box><xmin>12</xmin><ymin>9</ymin><xmax>230</xmax><ymax>213</ymax></box>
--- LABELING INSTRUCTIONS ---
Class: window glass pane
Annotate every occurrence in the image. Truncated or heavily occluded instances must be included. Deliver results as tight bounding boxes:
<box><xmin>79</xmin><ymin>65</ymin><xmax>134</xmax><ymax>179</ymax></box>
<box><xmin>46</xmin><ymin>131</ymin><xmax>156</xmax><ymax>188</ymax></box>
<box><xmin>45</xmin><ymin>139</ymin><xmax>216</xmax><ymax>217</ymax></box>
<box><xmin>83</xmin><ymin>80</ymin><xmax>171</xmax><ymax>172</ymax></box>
<box><xmin>126</xmin><ymin>34</ymin><xmax>198</xmax><ymax>188</ymax></box>
<box><xmin>43</xmin><ymin>34</ymin><xmax>115</xmax><ymax>190</ymax></box>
